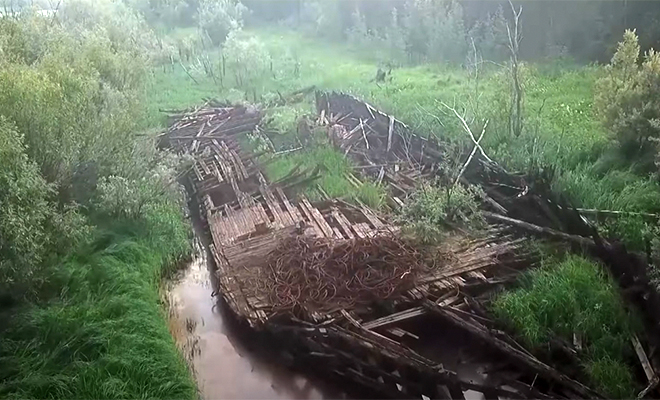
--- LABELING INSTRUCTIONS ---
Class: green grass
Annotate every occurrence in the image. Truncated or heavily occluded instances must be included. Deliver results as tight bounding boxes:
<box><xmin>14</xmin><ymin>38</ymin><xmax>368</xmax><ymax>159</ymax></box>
<box><xmin>0</xmin><ymin>206</ymin><xmax>197</xmax><ymax>400</ymax></box>
<box><xmin>264</xmin><ymin>145</ymin><xmax>386</xmax><ymax>209</ymax></box>
<box><xmin>491</xmin><ymin>255</ymin><xmax>641</xmax><ymax>398</ymax></box>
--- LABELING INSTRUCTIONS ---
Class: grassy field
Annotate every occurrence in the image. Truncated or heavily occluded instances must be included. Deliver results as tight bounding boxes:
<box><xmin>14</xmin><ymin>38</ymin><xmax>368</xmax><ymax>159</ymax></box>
<box><xmin>492</xmin><ymin>255</ymin><xmax>642</xmax><ymax>398</ymax></box>
<box><xmin>147</xmin><ymin>28</ymin><xmax>660</xmax><ymax>247</ymax></box>
<box><xmin>0</xmin><ymin>209</ymin><xmax>197</xmax><ymax>399</ymax></box>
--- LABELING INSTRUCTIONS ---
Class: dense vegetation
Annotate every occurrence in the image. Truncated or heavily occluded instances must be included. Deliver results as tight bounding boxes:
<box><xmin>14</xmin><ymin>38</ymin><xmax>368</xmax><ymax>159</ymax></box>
<box><xmin>0</xmin><ymin>1</ymin><xmax>196</xmax><ymax>398</ymax></box>
<box><xmin>493</xmin><ymin>255</ymin><xmax>641</xmax><ymax>397</ymax></box>
<box><xmin>2</xmin><ymin>0</ymin><xmax>660</xmax><ymax>398</ymax></box>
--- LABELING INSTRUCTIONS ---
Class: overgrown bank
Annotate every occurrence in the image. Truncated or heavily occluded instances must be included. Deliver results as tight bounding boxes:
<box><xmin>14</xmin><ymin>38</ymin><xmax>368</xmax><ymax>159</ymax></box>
<box><xmin>0</xmin><ymin>3</ymin><xmax>196</xmax><ymax>398</ymax></box>
<box><xmin>0</xmin><ymin>213</ymin><xmax>196</xmax><ymax>399</ymax></box>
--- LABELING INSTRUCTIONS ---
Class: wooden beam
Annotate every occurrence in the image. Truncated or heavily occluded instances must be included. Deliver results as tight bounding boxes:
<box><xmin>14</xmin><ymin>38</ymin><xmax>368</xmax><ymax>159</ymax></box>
<box><xmin>424</xmin><ymin>300</ymin><xmax>604</xmax><ymax>399</ymax></box>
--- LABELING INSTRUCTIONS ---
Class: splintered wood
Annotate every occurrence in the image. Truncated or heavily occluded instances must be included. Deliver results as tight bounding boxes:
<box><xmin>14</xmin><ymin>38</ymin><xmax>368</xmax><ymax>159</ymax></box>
<box><xmin>162</xmin><ymin>101</ymin><xmax>610</xmax><ymax>400</ymax></box>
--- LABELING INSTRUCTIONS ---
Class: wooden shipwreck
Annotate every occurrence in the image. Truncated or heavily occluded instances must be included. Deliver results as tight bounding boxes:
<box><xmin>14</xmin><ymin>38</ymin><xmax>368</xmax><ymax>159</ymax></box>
<box><xmin>160</xmin><ymin>94</ymin><xmax>660</xmax><ymax>399</ymax></box>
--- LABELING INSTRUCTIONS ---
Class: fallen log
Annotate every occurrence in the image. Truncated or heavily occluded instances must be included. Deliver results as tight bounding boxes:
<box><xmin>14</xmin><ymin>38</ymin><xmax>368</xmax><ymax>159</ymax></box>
<box><xmin>424</xmin><ymin>300</ymin><xmax>604</xmax><ymax>399</ymax></box>
<box><xmin>482</xmin><ymin>211</ymin><xmax>594</xmax><ymax>247</ymax></box>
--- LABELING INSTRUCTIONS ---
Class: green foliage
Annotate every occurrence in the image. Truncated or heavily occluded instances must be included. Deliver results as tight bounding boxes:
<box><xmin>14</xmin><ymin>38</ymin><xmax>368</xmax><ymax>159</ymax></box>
<box><xmin>264</xmin><ymin>145</ymin><xmax>386</xmax><ymax>208</ymax></box>
<box><xmin>595</xmin><ymin>30</ymin><xmax>660</xmax><ymax>168</ymax></box>
<box><xmin>222</xmin><ymin>29</ymin><xmax>269</xmax><ymax>89</ymax></box>
<box><xmin>0</xmin><ymin>118</ymin><xmax>52</xmax><ymax>293</ymax></box>
<box><xmin>198</xmin><ymin>0</ymin><xmax>246</xmax><ymax>45</ymax></box>
<box><xmin>399</xmin><ymin>183</ymin><xmax>484</xmax><ymax>243</ymax></box>
<box><xmin>59</xmin><ymin>0</ymin><xmax>162</xmax><ymax>61</ymax></box>
<box><xmin>492</xmin><ymin>255</ymin><xmax>640</xmax><ymax>398</ymax></box>
<box><xmin>0</xmin><ymin>211</ymin><xmax>195</xmax><ymax>400</ymax></box>
<box><xmin>0</xmin><ymin>10</ymin><xmax>149</xmax><ymax>197</ymax></box>
<box><xmin>0</xmin><ymin>5</ymin><xmax>196</xmax><ymax>397</ymax></box>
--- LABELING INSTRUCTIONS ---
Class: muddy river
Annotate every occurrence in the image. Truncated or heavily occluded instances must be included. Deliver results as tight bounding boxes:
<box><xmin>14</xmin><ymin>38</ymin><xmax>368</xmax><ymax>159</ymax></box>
<box><xmin>166</xmin><ymin>232</ymin><xmax>347</xmax><ymax>400</ymax></box>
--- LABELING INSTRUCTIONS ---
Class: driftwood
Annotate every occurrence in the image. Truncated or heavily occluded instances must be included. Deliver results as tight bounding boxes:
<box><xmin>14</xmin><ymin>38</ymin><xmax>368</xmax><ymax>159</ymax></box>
<box><xmin>632</xmin><ymin>335</ymin><xmax>659</xmax><ymax>398</ymax></box>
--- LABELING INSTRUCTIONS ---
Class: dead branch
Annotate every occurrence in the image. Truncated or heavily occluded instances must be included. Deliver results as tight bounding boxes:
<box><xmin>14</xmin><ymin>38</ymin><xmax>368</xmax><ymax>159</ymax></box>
<box><xmin>454</xmin><ymin>120</ymin><xmax>489</xmax><ymax>187</ymax></box>
<box><xmin>179</xmin><ymin>62</ymin><xmax>199</xmax><ymax>85</ymax></box>
<box><xmin>576</xmin><ymin>208</ymin><xmax>660</xmax><ymax>219</ymax></box>
<box><xmin>424</xmin><ymin>300</ymin><xmax>604</xmax><ymax>399</ymax></box>
<box><xmin>483</xmin><ymin>211</ymin><xmax>594</xmax><ymax>247</ymax></box>
<box><xmin>441</xmin><ymin>102</ymin><xmax>492</xmax><ymax>162</ymax></box>
<box><xmin>506</xmin><ymin>0</ymin><xmax>524</xmax><ymax>137</ymax></box>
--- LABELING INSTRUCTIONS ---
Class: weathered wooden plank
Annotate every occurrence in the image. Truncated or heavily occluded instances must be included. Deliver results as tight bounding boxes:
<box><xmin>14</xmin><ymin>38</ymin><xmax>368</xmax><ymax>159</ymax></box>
<box><xmin>300</xmin><ymin>196</ymin><xmax>334</xmax><ymax>238</ymax></box>
<box><xmin>362</xmin><ymin>307</ymin><xmax>425</xmax><ymax>330</ymax></box>
<box><xmin>297</xmin><ymin>199</ymin><xmax>324</xmax><ymax>237</ymax></box>
<box><xmin>275</xmin><ymin>187</ymin><xmax>303</xmax><ymax>223</ymax></box>
<box><xmin>632</xmin><ymin>335</ymin><xmax>656</xmax><ymax>383</ymax></box>
<box><xmin>331</xmin><ymin>208</ymin><xmax>355</xmax><ymax>239</ymax></box>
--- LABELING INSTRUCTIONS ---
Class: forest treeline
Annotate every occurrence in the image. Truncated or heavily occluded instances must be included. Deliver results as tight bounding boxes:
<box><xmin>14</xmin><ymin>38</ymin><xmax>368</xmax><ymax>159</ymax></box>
<box><xmin>127</xmin><ymin>0</ymin><xmax>660</xmax><ymax>63</ymax></box>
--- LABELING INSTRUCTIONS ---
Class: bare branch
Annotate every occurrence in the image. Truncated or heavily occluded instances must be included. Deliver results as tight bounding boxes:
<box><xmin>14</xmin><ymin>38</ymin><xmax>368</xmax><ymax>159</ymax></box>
<box><xmin>454</xmin><ymin>120</ymin><xmax>489</xmax><ymax>187</ymax></box>
<box><xmin>440</xmin><ymin>102</ymin><xmax>492</xmax><ymax>162</ymax></box>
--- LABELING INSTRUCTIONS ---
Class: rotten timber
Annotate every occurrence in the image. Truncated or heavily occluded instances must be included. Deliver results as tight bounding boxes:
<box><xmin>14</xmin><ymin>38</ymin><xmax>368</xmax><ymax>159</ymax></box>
<box><xmin>161</xmin><ymin>100</ymin><xmax>640</xmax><ymax>399</ymax></box>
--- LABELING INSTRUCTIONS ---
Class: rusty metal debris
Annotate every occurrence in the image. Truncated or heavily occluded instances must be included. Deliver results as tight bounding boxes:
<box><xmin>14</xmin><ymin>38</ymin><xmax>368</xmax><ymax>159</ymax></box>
<box><xmin>257</xmin><ymin>234</ymin><xmax>424</xmax><ymax>314</ymax></box>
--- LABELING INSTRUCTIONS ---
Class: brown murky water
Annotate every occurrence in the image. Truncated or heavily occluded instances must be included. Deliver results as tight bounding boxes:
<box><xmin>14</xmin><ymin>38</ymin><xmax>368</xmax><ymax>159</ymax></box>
<box><xmin>166</xmin><ymin>235</ymin><xmax>345</xmax><ymax>400</ymax></box>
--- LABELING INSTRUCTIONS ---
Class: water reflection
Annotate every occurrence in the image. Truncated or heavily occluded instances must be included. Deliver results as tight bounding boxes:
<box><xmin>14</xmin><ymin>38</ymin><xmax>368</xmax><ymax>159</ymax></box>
<box><xmin>166</xmin><ymin>235</ymin><xmax>344</xmax><ymax>400</ymax></box>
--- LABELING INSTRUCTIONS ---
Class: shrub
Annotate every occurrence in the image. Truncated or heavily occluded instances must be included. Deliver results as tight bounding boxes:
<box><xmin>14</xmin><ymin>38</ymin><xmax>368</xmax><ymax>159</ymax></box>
<box><xmin>197</xmin><ymin>0</ymin><xmax>246</xmax><ymax>46</ymax></box>
<box><xmin>594</xmin><ymin>30</ymin><xmax>660</xmax><ymax>168</ymax></box>
<box><xmin>399</xmin><ymin>182</ymin><xmax>484</xmax><ymax>243</ymax></box>
<box><xmin>0</xmin><ymin>118</ymin><xmax>52</xmax><ymax>293</ymax></box>
<box><xmin>222</xmin><ymin>30</ymin><xmax>269</xmax><ymax>88</ymax></box>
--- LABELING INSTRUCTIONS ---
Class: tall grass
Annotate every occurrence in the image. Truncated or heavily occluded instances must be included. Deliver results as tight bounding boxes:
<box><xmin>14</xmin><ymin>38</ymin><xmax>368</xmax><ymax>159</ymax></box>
<box><xmin>491</xmin><ymin>255</ymin><xmax>641</xmax><ymax>398</ymax></box>
<box><xmin>0</xmin><ymin>205</ymin><xmax>197</xmax><ymax>399</ymax></box>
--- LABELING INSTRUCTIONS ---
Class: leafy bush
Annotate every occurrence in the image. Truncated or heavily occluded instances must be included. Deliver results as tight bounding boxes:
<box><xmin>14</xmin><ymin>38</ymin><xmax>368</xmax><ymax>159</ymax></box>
<box><xmin>0</xmin><ymin>118</ymin><xmax>52</xmax><ymax>293</ymax></box>
<box><xmin>492</xmin><ymin>255</ymin><xmax>640</xmax><ymax>398</ymax></box>
<box><xmin>197</xmin><ymin>0</ymin><xmax>246</xmax><ymax>46</ymax></box>
<box><xmin>59</xmin><ymin>0</ymin><xmax>162</xmax><ymax>60</ymax></box>
<box><xmin>399</xmin><ymin>183</ymin><xmax>484</xmax><ymax>243</ymax></box>
<box><xmin>0</xmin><ymin>10</ymin><xmax>149</xmax><ymax>199</ymax></box>
<box><xmin>595</xmin><ymin>30</ymin><xmax>660</xmax><ymax>168</ymax></box>
<box><xmin>223</xmin><ymin>30</ymin><xmax>269</xmax><ymax>88</ymax></box>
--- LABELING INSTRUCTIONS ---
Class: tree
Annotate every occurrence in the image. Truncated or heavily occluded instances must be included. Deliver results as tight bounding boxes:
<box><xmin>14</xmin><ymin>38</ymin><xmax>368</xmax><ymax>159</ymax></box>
<box><xmin>595</xmin><ymin>30</ymin><xmax>660</xmax><ymax>169</ymax></box>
